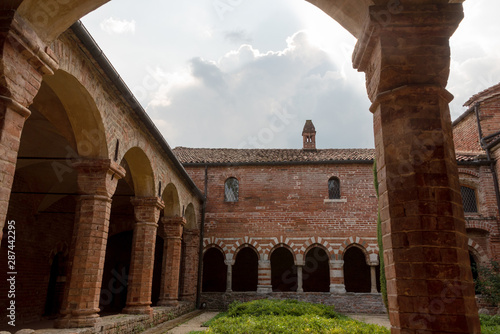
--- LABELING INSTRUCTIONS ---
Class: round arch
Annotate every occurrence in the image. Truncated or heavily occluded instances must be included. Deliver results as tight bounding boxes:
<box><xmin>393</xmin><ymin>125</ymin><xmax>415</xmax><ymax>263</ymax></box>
<box><xmin>16</xmin><ymin>0</ymin><xmax>368</xmax><ymax>45</ymax></box>
<box><xmin>162</xmin><ymin>183</ymin><xmax>181</xmax><ymax>217</ymax></box>
<box><xmin>121</xmin><ymin>147</ymin><xmax>155</xmax><ymax>197</ymax></box>
<box><xmin>343</xmin><ymin>244</ymin><xmax>371</xmax><ymax>293</ymax></box>
<box><xmin>233</xmin><ymin>246</ymin><xmax>259</xmax><ymax>292</ymax></box>
<box><xmin>42</xmin><ymin>70</ymin><xmax>108</xmax><ymax>158</ymax></box>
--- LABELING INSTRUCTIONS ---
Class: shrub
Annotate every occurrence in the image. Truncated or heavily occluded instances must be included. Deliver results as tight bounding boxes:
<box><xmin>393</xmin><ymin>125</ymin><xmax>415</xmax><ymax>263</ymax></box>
<box><xmin>475</xmin><ymin>260</ymin><xmax>500</xmax><ymax>307</ymax></box>
<box><xmin>204</xmin><ymin>299</ymin><xmax>389</xmax><ymax>334</ymax></box>
<box><xmin>480</xmin><ymin>314</ymin><xmax>500</xmax><ymax>334</ymax></box>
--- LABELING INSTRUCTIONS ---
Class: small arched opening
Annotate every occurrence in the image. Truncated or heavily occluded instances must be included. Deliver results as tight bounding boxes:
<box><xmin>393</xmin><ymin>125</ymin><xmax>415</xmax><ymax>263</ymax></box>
<box><xmin>343</xmin><ymin>246</ymin><xmax>371</xmax><ymax>293</ymax></box>
<box><xmin>233</xmin><ymin>247</ymin><xmax>259</xmax><ymax>292</ymax></box>
<box><xmin>271</xmin><ymin>247</ymin><xmax>296</xmax><ymax>292</ymax></box>
<box><xmin>303</xmin><ymin>246</ymin><xmax>330</xmax><ymax>292</ymax></box>
<box><xmin>202</xmin><ymin>248</ymin><xmax>227</xmax><ymax>292</ymax></box>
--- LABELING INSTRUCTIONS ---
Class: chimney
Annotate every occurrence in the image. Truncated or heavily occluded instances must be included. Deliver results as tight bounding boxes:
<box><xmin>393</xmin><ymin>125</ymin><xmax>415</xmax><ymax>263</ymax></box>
<box><xmin>302</xmin><ymin>120</ymin><xmax>316</xmax><ymax>150</ymax></box>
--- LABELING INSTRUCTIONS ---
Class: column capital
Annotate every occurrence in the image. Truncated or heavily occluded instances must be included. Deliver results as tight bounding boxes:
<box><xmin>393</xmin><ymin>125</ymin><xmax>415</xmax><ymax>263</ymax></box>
<box><xmin>353</xmin><ymin>3</ymin><xmax>464</xmax><ymax>102</ymax></box>
<box><xmin>131</xmin><ymin>197</ymin><xmax>165</xmax><ymax>224</ymax></box>
<box><xmin>161</xmin><ymin>216</ymin><xmax>186</xmax><ymax>238</ymax></box>
<box><xmin>72</xmin><ymin>159</ymin><xmax>125</xmax><ymax>197</ymax></box>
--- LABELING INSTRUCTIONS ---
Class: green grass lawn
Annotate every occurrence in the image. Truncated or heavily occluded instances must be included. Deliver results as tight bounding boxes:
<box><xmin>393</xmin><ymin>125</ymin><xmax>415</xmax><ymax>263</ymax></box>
<box><xmin>189</xmin><ymin>300</ymin><xmax>500</xmax><ymax>334</ymax></box>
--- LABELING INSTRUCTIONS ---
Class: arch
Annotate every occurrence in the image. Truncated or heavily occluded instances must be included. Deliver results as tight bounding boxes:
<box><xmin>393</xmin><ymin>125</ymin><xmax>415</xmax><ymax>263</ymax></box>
<box><xmin>271</xmin><ymin>246</ymin><xmax>297</xmax><ymax>292</ymax></box>
<box><xmin>42</xmin><ymin>70</ymin><xmax>108</xmax><ymax>158</ymax></box>
<box><xmin>303</xmin><ymin>245</ymin><xmax>330</xmax><ymax>292</ymax></box>
<box><xmin>264</xmin><ymin>236</ymin><xmax>298</xmax><ymax>261</ymax></box>
<box><xmin>122</xmin><ymin>147</ymin><xmax>155</xmax><ymax>197</ymax></box>
<box><xmin>202</xmin><ymin>247</ymin><xmax>227</xmax><ymax>292</ymax></box>
<box><xmin>343</xmin><ymin>245</ymin><xmax>371</xmax><ymax>293</ymax></box>
<box><xmin>162</xmin><ymin>183</ymin><xmax>181</xmax><ymax>217</ymax></box>
<box><xmin>233</xmin><ymin>246</ymin><xmax>259</xmax><ymax>292</ymax></box>
<box><xmin>184</xmin><ymin>203</ymin><xmax>196</xmax><ymax>229</ymax></box>
<box><xmin>16</xmin><ymin>0</ymin><xmax>367</xmax><ymax>45</ymax></box>
<box><xmin>229</xmin><ymin>237</ymin><xmax>262</xmax><ymax>257</ymax></box>
<box><xmin>203</xmin><ymin>237</ymin><xmax>229</xmax><ymax>255</ymax></box>
<box><xmin>224</xmin><ymin>177</ymin><xmax>239</xmax><ymax>202</ymax></box>
<box><xmin>468</xmin><ymin>238</ymin><xmax>489</xmax><ymax>265</ymax></box>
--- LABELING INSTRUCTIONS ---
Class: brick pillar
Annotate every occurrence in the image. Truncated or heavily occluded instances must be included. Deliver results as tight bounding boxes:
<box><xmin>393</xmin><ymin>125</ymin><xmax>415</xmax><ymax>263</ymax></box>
<box><xmin>257</xmin><ymin>259</ymin><xmax>272</xmax><ymax>293</ymax></box>
<box><xmin>179</xmin><ymin>229</ymin><xmax>200</xmax><ymax>301</ymax></box>
<box><xmin>0</xmin><ymin>11</ymin><xmax>58</xmax><ymax>244</ymax></box>
<box><xmin>123</xmin><ymin>197</ymin><xmax>164</xmax><ymax>316</ymax></box>
<box><xmin>353</xmin><ymin>4</ymin><xmax>480</xmax><ymax>333</ymax></box>
<box><xmin>329</xmin><ymin>259</ymin><xmax>346</xmax><ymax>294</ymax></box>
<box><xmin>55</xmin><ymin>159</ymin><xmax>125</xmax><ymax>328</ymax></box>
<box><xmin>158</xmin><ymin>216</ymin><xmax>186</xmax><ymax>306</ymax></box>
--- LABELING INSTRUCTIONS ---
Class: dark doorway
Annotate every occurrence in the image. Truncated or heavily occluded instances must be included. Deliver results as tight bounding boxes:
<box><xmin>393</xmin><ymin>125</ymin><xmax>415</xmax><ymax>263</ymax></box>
<box><xmin>469</xmin><ymin>252</ymin><xmax>480</xmax><ymax>294</ymax></box>
<box><xmin>233</xmin><ymin>247</ymin><xmax>258</xmax><ymax>291</ymax></box>
<box><xmin>271</xmin><ymin>247</ymin><xmax>297</xmax><ymax>292</ymax></box>
<box><xmin>99</xmin><ymin>231</ymin><xmax>133</xmax><ymax>314</ymax></box>
<box><xmin>202</xmin><ymin>248</ymin><xmax>227</xmax><ymax>292</ymax></box>
<box><xmin>43</xmin><ymin>252</ymin><xmax>66</xmax><ymax>317</ymax></box>
<box><xmin>303</xmin><ymin>247</ymin><xmax>330</xmax><ymax>292</ymax></box>
<box><xmin>343</xmin><ymin>247</ymin><xmax>370</xmax><ymax>293</ymax></box>
<box><xmin>151</xmin><ymin>235</ymin><xmax>164</xmax><ymax>306</ymax></box>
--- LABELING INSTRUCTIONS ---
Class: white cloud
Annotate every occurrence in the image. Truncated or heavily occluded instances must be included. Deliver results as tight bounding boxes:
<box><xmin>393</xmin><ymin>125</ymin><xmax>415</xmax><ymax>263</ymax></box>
<box><xmin>147</xmin><ymin>31</ymin><xmax>371</xmax><ymax>149</ymax></box>
<box><xmin>100</xmin><ymin>17</ymin><xmax>136</xmax><ymax>35</ymax></box>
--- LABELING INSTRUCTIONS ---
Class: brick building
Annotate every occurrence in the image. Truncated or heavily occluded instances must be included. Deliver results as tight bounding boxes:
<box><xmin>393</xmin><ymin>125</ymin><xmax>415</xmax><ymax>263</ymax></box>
<box><xmin>173</xmin><ymin>115</ymin><xmax>500</xmax><ymax>312</ymax></box>
<box><xmin>1</xmin><ymin>2</ymin><xmax>498</xmax><ymax>332</ymax></box>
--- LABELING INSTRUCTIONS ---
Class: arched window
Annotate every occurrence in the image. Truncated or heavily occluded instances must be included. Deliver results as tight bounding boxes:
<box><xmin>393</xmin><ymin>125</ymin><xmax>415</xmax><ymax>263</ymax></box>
<box><xmin>461</xmin><ymin>186</ymin><xmax>478</xmax><ymax>213</ymax></box>
<box><xmin>328</xmin><ymin>177</ymin><xmax>340</xmax><ymax>199</ymax></box>
<box><xmin>225</xmin><ymin>177</ymin><xmax>239</xmax><ymax>202</ymax></box>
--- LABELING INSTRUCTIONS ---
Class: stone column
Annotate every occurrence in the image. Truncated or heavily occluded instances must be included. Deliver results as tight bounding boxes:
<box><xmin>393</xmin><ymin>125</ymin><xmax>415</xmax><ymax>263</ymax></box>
<box><xmin>353</xmin><ymin>4</ymin><xmax>480</xmax><ymax>333</ymax></box>
<box><xmin>179</xmin><ymin>229</ymin><xmax>200</xmax><ymax>301</ymax></box>
<box><xmin>370</xmin><ymin>266</ymin><xmax>378</xmax><ymax>294</ymax></box>
<box><xmin>329</xmin><ymin>259</ymin><xmax>346</xmax><ymax>294</ymax></box>
<box><xmin>55</xmin><ymin>159</ymin><xmax>125</xmax><ymax>328</ymax></box>
<box><xmin>0</xmin><ymin>12</ymin><xmax>58</xmax><ymax>245</ymax></box>
<box><xmin>296</xmin><ymin>265</ymin><xmax>304</xmax><ymax>292</ymax></box>
<box><xmin>123</xmin><ymin>197</ymin><xmax>164</xmax><ymax>316</ymax></box>
<box><xmin>158</xmin><ymin>216</ymin><xmax>186</xmax><ymax>306</ymax></box>
<box><xmin>225</xmin><ymin>260</ymin><xmax>233</xmax><ymax>293</ymax></box>
<box><xmin>257</xmin><ymin>259</ymin><xmax>272</xmax><ymax>293</ymax></box>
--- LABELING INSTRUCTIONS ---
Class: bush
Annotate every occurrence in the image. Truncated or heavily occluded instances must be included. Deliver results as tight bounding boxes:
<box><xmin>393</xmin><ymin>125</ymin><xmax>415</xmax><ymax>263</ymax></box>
<box><xmin>475</xmin><ymin>260</ymin><xmax>500</xmax><ymax>306</ymax></box>
<box><xmin>480</xmin><ymin>314</ymin><xmax>500</xmax><ymax>334</ymax></box>
<box><xmin>204</xmin><ymin>299</ymin><xmax>389</xmax><ymax>334</ymax></box>
<box><xmin>226</xmin><ymin>299</ymin><xmax>341</xmax><ymax>319</ymax></box>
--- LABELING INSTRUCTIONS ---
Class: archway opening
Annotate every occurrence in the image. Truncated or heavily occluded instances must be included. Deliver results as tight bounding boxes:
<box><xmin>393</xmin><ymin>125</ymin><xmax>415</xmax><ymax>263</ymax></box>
<box><xmin>303</xmin><ymin>247</ymin><xmax>329</xmax><ymax>292</ymax></box>
<box><xmin>99</xmin><ymin>230</ymin><xmax>133</xmax><ymax>314</ymax></box>
<box><xmin>469</xmin><ymin>252</ymin><xmax>480</xmax><ymax>294</ymax></box>
<box><xmin>202</xmin><ymin>248</ymin><xmax>226</xmax><ymax>292</ymax></box>
<box><xmin>343</xmin><ymin>246</ymin><xmax>370</xmax><ymax>293</ymax></box>
<box><xmin>43</xmin><ymin>252</ymin><xmax>67</xmax><ymax>318</ymax></box>
<box><xmin>271</xmin><ymin>247</ymin><xmax>296</xmax><ymax>292</ymax></box>
<box><xmin>151</xmin><ymin>235</ymin><xmax>164</xmax><ymax>306</ymax></box>
<box><xmin>233</xmin><ymin>247</ymin><xmax>258</xmax><ymax>292</ymax></box>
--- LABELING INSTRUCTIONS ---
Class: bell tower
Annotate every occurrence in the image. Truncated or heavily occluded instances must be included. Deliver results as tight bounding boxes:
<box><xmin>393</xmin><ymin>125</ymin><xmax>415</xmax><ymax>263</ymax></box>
<box><xmin>302</xmin><ymin>120</ymin><xmax>316</xmax><ymax>151</ymax></box>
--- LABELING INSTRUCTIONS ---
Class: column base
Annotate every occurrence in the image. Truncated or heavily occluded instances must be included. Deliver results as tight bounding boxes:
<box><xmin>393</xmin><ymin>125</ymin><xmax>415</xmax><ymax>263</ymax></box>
<box><xmin>257</xmin><ymin>285</ymin><xmax>272</xmax><ymax>293</ymax></box>
<box><xmin>157</xmin><ymin>298</ymin><xmax>179</xmax><ymax>307</ymax></box>
<box><xmin>54</xmin><ymin>310</ymin><xmax>100</xmax><ymax>328</ymax></box>
<box><xmin>330</xmin><ymin>284</ymin><xmax>346</xmax><ymax>294</ymax></box>
<box><xmin>122</xmin><ymin>305</ymin><xmax>153</xmax><ymax>317</ymax></box>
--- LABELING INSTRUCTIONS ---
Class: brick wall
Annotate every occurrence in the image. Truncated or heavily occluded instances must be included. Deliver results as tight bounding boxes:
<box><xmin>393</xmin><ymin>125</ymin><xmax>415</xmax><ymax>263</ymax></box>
<box><xmin>186</xmin><ymin>163</ymin><xmax>380</xmax><ymax>263</ymax></box>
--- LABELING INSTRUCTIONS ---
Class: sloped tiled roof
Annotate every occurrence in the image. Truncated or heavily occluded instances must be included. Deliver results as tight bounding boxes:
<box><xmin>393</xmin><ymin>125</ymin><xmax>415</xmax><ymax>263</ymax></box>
<box><xmin>173</xmin><ymin>147</ymin><xmax>488</xmax><ymax>165</ymax></box>
<box><xmin>464</xmin><ymin>82</ymin><xmax>500</xmax><ymax>107</ymax></box>
<box><xmin>173</xmin><ymin>147</ymin><xmax>375</xmax><ymax>164</ymax></box>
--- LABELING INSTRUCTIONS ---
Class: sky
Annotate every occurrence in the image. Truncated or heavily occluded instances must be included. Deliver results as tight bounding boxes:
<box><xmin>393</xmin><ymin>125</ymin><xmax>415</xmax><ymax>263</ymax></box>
<box><xmin>81</xmin><ymin>0</ymin><xmax>500</xmax><ymax>150</ymax></box>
